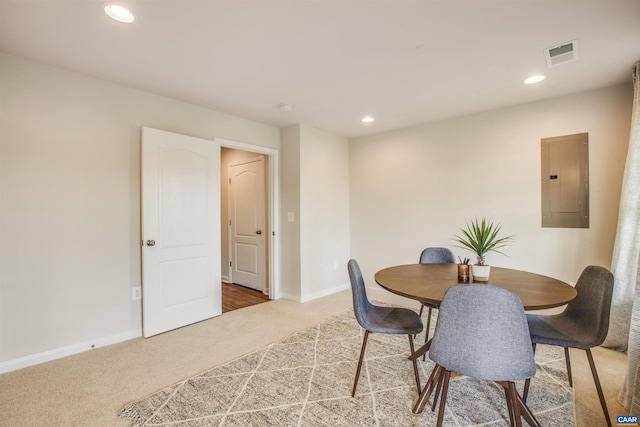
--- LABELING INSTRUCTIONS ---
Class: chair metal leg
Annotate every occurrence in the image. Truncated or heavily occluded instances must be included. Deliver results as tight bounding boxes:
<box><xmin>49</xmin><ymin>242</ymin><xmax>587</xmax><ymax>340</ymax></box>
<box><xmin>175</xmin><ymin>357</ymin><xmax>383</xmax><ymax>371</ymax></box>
<box><xmin>435</xmin><ymin>370</ymin><xmax>451</xmax><ymax>427</ymax></box>
<box><xmin>408</xmin><ymin>334</ymin><xmax>421</xmax><ymax>394</ymax></box>
<box><xmin>585</xmin><ymin>348</ymin><xmax>612</xmax><ymax>427</ymax></box>
<box><xmin>352</xmin><ymin>330</ymin><xmax>369</xmax><ymax>397</ymax></box>
<box><xmin>564</xmin><ymin>347</ymin><xmax>573</xmax><ymax>387</ymax></box>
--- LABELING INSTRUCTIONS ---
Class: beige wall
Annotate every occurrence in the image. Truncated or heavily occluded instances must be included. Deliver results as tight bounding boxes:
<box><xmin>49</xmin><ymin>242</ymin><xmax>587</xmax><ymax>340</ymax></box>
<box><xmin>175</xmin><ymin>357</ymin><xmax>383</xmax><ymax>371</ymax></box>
<box><xmin>350</xmin><ymin>84</ymin><xmax>632</xmax><ymax>289</ymax></box>
<box><xmin>0</xmin><ymin>53</ymin><xmax>280</xmax><ymax>368</ymax></box>
<box><xmin>280</xmin><ymin>125</ymin><xmax>302</xmax><ymax>300</ymax></box>
<box><xmin>0</xmin><ymin>51</ymin><xmax>633</xmax><ymax>372</ymax></box>
<box><xmin>280</xmin><ymin>124</ymin><xmax>351</xmax><ymax>302</ymax></box>
<box><xmin>299</xmin><ymin>125</ymin><xmax>350</xmax><ymax>301</ymax></box>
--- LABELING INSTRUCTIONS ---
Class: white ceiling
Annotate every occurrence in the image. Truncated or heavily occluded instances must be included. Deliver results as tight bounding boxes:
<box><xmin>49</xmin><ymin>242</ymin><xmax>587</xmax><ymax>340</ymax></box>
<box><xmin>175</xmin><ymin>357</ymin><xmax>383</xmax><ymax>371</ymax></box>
<box><xmin>1</xmin><ymin>1</ymin><xmax>639</xmax><ymax>138</ymax></box>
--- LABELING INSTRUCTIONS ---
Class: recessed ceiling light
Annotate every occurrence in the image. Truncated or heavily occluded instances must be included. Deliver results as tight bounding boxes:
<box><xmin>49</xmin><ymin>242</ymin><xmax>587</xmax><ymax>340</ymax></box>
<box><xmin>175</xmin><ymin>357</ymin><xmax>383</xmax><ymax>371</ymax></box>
<box><xmin>361</xmin><ymin>116</ymin><xmax>375</xmax><ymax>123</ymax></box>
<box><xmin>524</xmin><ymin>75</ymin><xmax>546</xmax><ymax>84</ymax></box>
<box><xmin>104</xmin><ymin>4</ymin><xmax>135</xmax><ymax>23</ymax></box>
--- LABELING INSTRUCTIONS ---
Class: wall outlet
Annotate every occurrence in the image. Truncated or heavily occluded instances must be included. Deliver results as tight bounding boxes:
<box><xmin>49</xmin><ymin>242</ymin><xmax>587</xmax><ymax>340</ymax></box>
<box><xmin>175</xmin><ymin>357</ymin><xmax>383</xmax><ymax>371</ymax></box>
<box><xmin>132</xmin><ymin>286</ymin><xmax>141</xmax><ymax>301</ymax></box>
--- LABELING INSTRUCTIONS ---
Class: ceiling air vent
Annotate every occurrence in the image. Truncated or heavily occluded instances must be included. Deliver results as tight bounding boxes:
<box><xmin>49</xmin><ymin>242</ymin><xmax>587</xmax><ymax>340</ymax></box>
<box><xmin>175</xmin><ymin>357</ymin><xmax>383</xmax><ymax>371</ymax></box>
<box><xmin>544</xmin><ymin>40</ymin><xmax>579</xmax><ymax>67</ymax></box>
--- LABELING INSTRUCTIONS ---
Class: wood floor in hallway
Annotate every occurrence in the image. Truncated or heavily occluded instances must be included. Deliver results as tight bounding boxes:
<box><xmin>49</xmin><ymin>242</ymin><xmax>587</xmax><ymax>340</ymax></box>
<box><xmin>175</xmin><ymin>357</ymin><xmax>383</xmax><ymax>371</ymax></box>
<box><xmin>222</xmin><ymin>282</ymin><xmax>269</xmax><ymax>313</ymax></box>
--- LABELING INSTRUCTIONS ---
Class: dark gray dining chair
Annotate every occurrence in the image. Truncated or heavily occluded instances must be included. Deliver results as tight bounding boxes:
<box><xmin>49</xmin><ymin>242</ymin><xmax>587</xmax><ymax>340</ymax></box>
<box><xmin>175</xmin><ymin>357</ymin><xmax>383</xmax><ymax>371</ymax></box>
<box><xmin>347</xmin><ymin>259</ymin><xmax>424</xmax><ymax>396</ymax></box>
<box><xmin>417</xmin><ymin>247</ymin><xmax>456</xmax><ymax>347</ymax></box>
<box><xmin>522</xmin><ymin>265</ymin><xmax>614</xmax><ymax>427</ymax></box>
<box><xmin>415</xmin><ymin>284</ymin><xmax>538</xmax><ymax>427</ymax></box>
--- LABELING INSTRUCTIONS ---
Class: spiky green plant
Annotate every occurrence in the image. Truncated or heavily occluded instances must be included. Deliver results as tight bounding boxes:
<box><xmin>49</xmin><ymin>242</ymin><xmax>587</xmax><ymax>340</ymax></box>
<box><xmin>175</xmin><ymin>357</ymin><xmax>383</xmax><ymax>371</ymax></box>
<box><xmin>451</xmin><ymin>218</ymin><xmax>514</xmax><ymax>266</ymax></box>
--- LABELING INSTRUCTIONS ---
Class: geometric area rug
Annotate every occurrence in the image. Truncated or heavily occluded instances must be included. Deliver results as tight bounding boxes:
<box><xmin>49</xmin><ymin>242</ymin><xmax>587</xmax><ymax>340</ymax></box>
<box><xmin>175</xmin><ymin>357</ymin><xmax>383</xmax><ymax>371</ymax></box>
<box><xmin>119</xmin><ymin>309</ymin><xmax>574</xmax><ymax>426</ymax></box>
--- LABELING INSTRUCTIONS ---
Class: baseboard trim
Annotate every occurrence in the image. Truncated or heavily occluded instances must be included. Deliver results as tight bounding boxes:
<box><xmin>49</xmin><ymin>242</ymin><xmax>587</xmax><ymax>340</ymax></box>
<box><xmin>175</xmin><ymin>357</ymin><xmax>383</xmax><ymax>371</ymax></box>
<box><xmin>278</xmin><ymin>283</ymin><xmax>350</xmax><ymax>304</ymax></box>
<box><xmin>278</xmin><ymin>292</ymin><xmax>302</xmax><ymax>303</ymax></box>
<box><xmin>300</xmin><ymin>284</ymin><xmax>350</xmax><ymax>303</ymax></box>
<box><xmin>0</xmin><ymin>328</ymin><xmax>142</xmax><ymax>374</ymax></box>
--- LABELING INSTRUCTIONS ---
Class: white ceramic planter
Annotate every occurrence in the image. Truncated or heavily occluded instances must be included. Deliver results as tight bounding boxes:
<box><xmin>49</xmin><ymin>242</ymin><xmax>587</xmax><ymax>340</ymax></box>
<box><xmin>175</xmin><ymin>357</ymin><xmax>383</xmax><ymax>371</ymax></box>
<box><xmin>472</xmin><ymin>264</ymin><xmax>491</xmax><ymax>282</ymax></box>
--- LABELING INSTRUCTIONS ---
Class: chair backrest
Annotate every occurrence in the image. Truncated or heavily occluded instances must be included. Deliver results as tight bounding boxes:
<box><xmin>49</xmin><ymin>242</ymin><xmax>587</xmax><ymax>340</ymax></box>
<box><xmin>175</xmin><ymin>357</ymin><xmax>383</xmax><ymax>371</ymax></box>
<box><xmin>347</xmin><ymin>259</ymin><xmax>375</xmax><ymax>330</ymax></box>
<box><xmin>562</xmin><ymin>265</ymin><xmax>614</xmax><ymax>347</ymax></box>
<box><xmin>419</xmin><ymin>247</ymin><xmax>456</xmax><ymax>264</ymax></box>
<box><xmin>430</xmin><ymin>284</ymin><xmax>536</xmax><ymax>381</ymax></box>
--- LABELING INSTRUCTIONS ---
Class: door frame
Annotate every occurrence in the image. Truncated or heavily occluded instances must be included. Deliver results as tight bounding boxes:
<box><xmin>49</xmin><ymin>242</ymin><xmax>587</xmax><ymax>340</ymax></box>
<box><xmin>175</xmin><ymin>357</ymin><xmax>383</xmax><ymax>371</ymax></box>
<box><xmin>215</xmin><ymin>137</ymin><xmax>280</xmax><ymax>300</ymax></box>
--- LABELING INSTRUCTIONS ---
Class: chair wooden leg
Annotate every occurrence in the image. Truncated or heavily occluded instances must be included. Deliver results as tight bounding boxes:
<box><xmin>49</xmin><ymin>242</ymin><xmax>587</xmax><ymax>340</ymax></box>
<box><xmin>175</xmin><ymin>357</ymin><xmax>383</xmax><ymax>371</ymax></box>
<box><xmin>503</xmin><ymin>383</ymin><xmax>515</xmax><ymax>426</ymax></box>
<box><xmin>425</xmin><ymin>307</ymin><xmax>432</xmax><ymax>341</ymax></box>
<box><xmin>515</xmin><ymin>388</ymin><xmax>542</xmax><ymax>427</ymax></box>
<box><xmin>422</xmin><ymin>306</ymin><xmax>432</xmax><ymax>361</ymax></box>
<box><xmin>585</xmin><ymin>349</ymin><xmax>612</xmax><ymax>427</ymax></box>
<box><xmin>502</xmin><ymin>380</ymin><xmax>542</xmax><ymax>427</ymax></box>
<box><xmin>565</xmin><ymin>347</ymin><xmax>573</xmax><ymax>387</ymax></box>
<box><xmin>508</xmin><ymin>381</ymin><xmax>522</xmax><ymax>427</ymax></box>
<box><xmin>352</xmin><ymin>330</ymin><xmax>369</xmax><ymax>397</ymax></box>
<box><xmin>415</xmin><ymin>305</ymin><xmax>424</xmax><ymax>338</ymax></box>
<box><xmin>522</xmin><ymin>378</ymin><xmax>531</xmax><ymax>403</ymax></box>
<box><xmin>435</xmin><ymin>370</ymin><xmax>451</xmax><ymax>427</ymax></box>
<box><xmin>408</xmin><ymin>334</ymin><xmax>421</xmax><ymax>394</ymax></box>
<box><xmin>431</xmin><ymin>366</ymin><xmax>444</xmax><ymax>412</ymax></box>
<box><xmin>522</xmin><ymin>343</ymin><xmax>536</xmax><ymax>402</ymax></box>
<box><xmin>413</xmin><ymin>364</ymin><xmax>442</xmax><ymax>414</ymax></box>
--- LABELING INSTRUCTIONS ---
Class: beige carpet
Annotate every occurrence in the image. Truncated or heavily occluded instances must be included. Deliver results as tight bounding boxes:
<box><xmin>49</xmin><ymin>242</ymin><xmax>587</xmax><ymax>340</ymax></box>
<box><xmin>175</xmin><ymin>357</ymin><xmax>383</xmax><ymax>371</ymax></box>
<box><xmin>0</xmin><ymin>289</ymin><xmax>629</xmax><ymax>426</ymax></box>
<box><xmin>119</xmin><ymin>309</ymin><xmax>573</xmax><ymax>426</ymax></box>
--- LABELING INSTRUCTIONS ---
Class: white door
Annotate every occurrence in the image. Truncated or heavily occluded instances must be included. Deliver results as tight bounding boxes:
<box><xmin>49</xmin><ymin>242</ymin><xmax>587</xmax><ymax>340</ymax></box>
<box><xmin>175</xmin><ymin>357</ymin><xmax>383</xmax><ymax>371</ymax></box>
<box><xmin>141</xmin><ymin>127</ymin><xmax>221</xmax><ymax>338</ymax></box>
<box><xmin>229</xmin><ymin>156</ymin><xmax>266</xmax><ymax>292</ymax></box>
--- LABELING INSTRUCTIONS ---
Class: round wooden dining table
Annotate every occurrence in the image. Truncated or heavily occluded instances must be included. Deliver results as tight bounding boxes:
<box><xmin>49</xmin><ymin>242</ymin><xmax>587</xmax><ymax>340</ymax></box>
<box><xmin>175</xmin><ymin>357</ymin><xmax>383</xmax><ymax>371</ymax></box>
<box><xmin>375</xmin><ymin>263</ymin><xmax>577</xmax><ymax>421</ymax></box>
<box><xmin>374</xmin><ymin>263</ymin><xmax>577</xmax><ymax>311</ymax></box>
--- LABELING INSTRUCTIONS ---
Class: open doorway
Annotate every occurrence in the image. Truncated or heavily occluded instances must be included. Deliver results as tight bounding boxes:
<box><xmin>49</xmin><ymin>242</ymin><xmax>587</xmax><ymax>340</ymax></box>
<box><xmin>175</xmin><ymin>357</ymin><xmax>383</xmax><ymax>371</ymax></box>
<box><xmin>220</xmin><ymin>146</ymin><xmax>272</xmax><ymax>312</ymax></box>
<box><xmin>222</xmin><ymin>282</ymin><xmax>269</xmax><ymax>312</ymax></box>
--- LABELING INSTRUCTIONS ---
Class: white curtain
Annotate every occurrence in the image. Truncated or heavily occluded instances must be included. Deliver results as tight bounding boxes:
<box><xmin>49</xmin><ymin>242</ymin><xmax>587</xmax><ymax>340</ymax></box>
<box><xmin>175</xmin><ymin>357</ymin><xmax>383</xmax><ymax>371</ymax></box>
<box><xmin>612</xmin><ymin>62</ymin><xmax>640</xmax><ymax>411</ymax></box>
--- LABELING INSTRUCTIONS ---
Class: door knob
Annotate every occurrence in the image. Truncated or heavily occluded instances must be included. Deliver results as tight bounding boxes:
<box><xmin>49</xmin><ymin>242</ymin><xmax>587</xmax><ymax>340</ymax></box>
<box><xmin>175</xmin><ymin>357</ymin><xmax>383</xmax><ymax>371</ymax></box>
<box><xmin>146</xmin><ymin>240</ymin><xmax>156</xmax><ymax>246</ymax></box>
<box><xmin>256</xmin><ymin>230</ymin><xmax>262</xmax><ymax>235</ymax></box>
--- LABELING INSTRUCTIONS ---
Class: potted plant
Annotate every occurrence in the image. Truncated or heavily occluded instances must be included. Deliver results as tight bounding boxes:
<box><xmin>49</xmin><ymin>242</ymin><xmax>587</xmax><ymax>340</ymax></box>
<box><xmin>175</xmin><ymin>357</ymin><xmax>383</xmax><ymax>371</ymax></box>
<box><xmin>451</xmin><ymin>217</ymin><xmax>514</xmax><ymax>281</ymax></box>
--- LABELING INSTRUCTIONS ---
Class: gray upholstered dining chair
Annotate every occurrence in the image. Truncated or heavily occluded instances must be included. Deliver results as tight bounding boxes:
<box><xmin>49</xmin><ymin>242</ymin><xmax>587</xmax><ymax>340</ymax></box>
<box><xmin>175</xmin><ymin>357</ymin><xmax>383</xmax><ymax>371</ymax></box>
<box><xmin>417</xmin><ymin>247</ymin><xmax>456</xmax><ymax>346</ymax></box>
<box><xmin>522</xmin><ymin>265</ymin><xmax>614</xmax><ymax>427</ymax></box>
<box><xmin>347</xmin><ymin>259</ymin><xmax>424</xmax><ymax>396</ymax></box>
<box><xmin>419</xmin><ymin>247</ymin><xmax>457</xmax><ymax>265</ymax></box>
<box><xmin>416</xmin><ymin>284</ymin><xmax>538</xmax><ymax>427</ymax></box>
